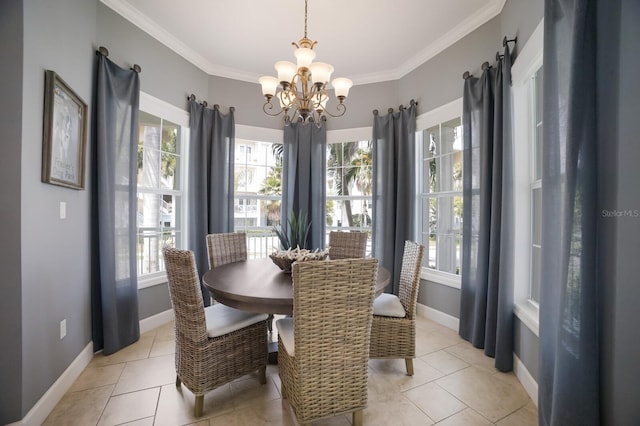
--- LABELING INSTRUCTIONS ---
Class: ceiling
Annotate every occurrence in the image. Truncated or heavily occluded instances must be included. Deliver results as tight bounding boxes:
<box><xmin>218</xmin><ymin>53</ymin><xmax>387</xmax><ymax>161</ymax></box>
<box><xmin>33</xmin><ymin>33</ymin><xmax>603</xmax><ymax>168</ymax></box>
<box><xmin>102</xmin><ymin>0</ymin><xmax>505</xmax><ymax>85</ymax></box>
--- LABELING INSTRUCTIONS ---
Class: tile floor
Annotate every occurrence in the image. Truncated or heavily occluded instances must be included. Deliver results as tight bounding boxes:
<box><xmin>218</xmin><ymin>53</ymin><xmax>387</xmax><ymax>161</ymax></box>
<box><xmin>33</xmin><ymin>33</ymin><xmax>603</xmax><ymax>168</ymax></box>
<box><xmin>44</xmin><ymin>316</ymin><xmax>538</xmax><ymax>425</ymax></box>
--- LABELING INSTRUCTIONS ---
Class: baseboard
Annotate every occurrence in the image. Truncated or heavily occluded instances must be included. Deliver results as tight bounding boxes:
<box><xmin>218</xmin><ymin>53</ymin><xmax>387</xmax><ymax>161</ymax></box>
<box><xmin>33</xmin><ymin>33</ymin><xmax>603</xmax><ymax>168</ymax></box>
<box><xmin>139</xmin><ymin>309</ymin><xmax>174</xmax><ymax>334</ymax></box>
<box><xmin>514</xmin><ymin>354</ymin><xmax>538</xmax><ymax>406</ymax></box>
<box><xmin>13</xmin><ymin>342</ymin><xmax>94</xmax><ymax>426</ymax></box>
<box><xmin>417</xmin><ymin>303</ymin><xmax>460</xmax><ymax>331</ymax></box>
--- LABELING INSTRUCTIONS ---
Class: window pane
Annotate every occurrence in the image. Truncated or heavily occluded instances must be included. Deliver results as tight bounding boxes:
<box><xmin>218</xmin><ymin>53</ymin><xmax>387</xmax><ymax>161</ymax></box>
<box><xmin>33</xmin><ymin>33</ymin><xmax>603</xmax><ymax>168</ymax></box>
<box><xmin>137</xmin><ymin>229</ymin><xmax>176</xmax><ymax>276</ymax></box>
<box><xmin>452</xmin><ymin>151</ymin><xmax>463</xmax><ymax>191</ymax></box>
<box><xmin>162</xmin><ymin>119</ymin><xmax>179</xmax><ymax>154</ymax></box>
<box><xmin>534</xmin><ymin>68</ymin><xmax>543</xmax><ymax>181</ymax></box>
<box><xmin>160</xmin><ymin>152</ymin><xmax>178</xmax><ymax>189</ymax></box>
<box><xmin>427</xmin><ymin>233</ymin><xmax>436</xmax><ymax>269</ymax></box>
<box><xmin>531</xmin><ymin>245</ymin><xmax>541</xmax><ymax>303</ymax></box>
<box><xmin>532</xmin><ymin>188</ymin><xmax>542</xmax><ymax>245</ymax></box>
<box><xmin>138</xmin><ymin>112</ymin><xmax>161</xmax><ymax>188</ymax></box>
<box><xmin>424</xmin><ymin>126</ymin><xmax>439</xmax><ymax>157</ymax></box>
<box><xmin>441</xmin><ymin>117</ymin><xmax>462</xmax><ymax>154</ymax></box>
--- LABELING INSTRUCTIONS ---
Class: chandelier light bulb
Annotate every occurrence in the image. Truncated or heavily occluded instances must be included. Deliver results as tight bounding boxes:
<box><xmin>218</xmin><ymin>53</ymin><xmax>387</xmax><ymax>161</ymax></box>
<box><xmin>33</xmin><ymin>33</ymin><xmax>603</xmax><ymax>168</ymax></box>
<box><xmin>259</xmin><ymin>76</ymin><xmax>278</xmax><ymax>97</ymax></box>
<box><xmin>332</xmin><ymin>78</ymin><xmax>353</xmax><ymax>99</ymax></box>
<box><xmin>294</xmin><ymin>47</ymin><xmax>316</xmax><ymax>68</ymax></box>
<box><xmin>275</xmin><ymin>61</ymin><xmax>297</xmax><ymax>83</ymax></box>
<box><xmin>309</xmin><ymin>62</ymin><xmax>334</xmax><ymax>85</ymax></box>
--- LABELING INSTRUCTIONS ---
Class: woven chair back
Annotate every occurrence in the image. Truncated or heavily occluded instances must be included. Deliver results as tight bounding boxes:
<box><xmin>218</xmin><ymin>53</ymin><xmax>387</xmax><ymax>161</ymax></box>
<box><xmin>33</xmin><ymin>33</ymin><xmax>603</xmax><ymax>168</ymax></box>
<box><xmin>397</xmin><ymin>241</ymin><xmax>425</xmax><ymax>320</ymax></box>
<box><xmin>291</xmin><ymin>258</ymin><xmax>378</xmax><ymax>415</ymax></box>
<box><xmin>163</xmin><ymin>247</ymin><xmax>209</xmax><ymax>344</ymax></box>
<box><xmin>328</xmin><ymin>231</ymin><xmax>368</xmax><ymax>259</ymax></box>
<box><xmin>206</xmin><ymin>232</ymin><xmax>247</xmax><ymax>269</ymax></box>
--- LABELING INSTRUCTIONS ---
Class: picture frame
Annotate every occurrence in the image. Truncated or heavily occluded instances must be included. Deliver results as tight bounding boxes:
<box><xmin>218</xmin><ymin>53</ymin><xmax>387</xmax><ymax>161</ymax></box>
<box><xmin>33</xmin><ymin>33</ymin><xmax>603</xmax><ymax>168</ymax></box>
<box><xmin>42</xmin><ymin>70</ymin><xmax>88</xmax><ymax>190</ymax></box>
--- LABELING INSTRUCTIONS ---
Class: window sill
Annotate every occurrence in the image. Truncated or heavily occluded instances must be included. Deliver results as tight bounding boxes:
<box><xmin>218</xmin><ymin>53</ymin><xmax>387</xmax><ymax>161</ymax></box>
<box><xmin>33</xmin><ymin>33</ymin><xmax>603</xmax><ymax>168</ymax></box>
<box><xmin>514</xmin><ymin>301</ymin><xmax>539</xmax><ymax>337</ymax></box>
<box><xmin>420</xmin><ymin>267</ymin><xmax>461</xmax><ymax>289</ymax></box>
<box><xmin>138</xmin><ymin>273</ymin><xmax>168</xmax><ymax>290</ymax></box>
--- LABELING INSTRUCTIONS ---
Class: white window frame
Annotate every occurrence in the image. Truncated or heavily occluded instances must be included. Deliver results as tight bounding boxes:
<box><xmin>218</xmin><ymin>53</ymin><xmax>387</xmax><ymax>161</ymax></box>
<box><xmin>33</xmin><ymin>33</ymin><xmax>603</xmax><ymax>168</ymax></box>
<box><xmin>512</xmin><ymin>19</ymin><xmax>544</xmax><ymax>336</ymax></box>
<box><xmin>137</xmin><ymin>92</ymin><xmax>189</xmax><ymax>289</ymax></box>
<box><xmin>416</xmin><ymin>98</ymin><xmax>464</xmax><ymax>289</ymax></box>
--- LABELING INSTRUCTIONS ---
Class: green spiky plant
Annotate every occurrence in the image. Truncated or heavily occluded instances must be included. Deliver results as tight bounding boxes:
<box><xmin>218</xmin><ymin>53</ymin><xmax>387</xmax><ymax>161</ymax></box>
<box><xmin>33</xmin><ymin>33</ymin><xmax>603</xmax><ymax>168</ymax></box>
<box><xmin>273</xmin><ymin>210</ymin><xmax>312</xmax><ymax>250</ymax></box>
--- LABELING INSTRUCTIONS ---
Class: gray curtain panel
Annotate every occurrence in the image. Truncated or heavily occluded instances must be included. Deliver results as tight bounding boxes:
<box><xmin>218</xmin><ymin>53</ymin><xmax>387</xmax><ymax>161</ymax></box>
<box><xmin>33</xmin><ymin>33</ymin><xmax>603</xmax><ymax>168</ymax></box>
<box><xmin>281</xmin><ymin>121</ymin><xmax>327</xmax><ymax>250</ymax></box>
<box><xmin>539</xmin><ymin>0</ymin><xmax>599</xmax><ymax>424</ymax></box>
<box><xmin>372</xmin><ymin>101</ymin><xmax>417</xmax><ymax>294</ymax></box>
<box><xmin>186</xmin><ymin>99</ymin><xmax>235</xmax><ymax>304</ymax></box>
<box><xmin>92</xmin><ymin>54</ymin><xmax>140</xmax><ymax>355</ymax></box>
<box><xmin>459</xmin><ymin>47</ymin><xmax>514</xmax><ymax>372</ymax></box>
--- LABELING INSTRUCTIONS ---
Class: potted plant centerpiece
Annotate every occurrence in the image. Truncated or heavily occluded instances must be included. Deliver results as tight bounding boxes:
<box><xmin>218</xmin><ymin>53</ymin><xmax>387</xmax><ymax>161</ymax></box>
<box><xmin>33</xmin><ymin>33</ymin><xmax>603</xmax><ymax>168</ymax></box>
<box><xmin>269</xmin><ymin>210</ymin><xmax>328</xmax><ymax>273</ymax></box>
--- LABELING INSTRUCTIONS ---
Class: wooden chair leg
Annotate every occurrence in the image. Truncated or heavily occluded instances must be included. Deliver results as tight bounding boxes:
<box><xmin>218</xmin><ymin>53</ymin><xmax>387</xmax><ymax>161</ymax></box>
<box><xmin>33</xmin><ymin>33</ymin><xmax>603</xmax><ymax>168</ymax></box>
<box><xmin>194</xmin><ymin>395</ymin><xmax>204</xmax><ymax>417</ymax></box>
<box><xmin>175</xmin><ymin>375</ymin><xmax>181</xmax><ymax>387</ymax></box>
<box><xmin>353</xmin><ymin>409</ymin><xmax>363</xmax><ymax>426</ymax></box>
<box><xmin>405</xmin><ymin>358</ymin><xmax>414</xmax><ymax>376</ymax></box>
<box><xmin>259</xmin><ymin>365</ymin><xmax>267</xmax><ymax>384</ymax></box>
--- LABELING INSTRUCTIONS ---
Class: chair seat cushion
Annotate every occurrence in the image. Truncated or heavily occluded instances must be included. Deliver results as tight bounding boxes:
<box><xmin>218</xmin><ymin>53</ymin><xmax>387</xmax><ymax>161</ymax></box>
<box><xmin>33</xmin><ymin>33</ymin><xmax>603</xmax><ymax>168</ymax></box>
<box><xmin>373</xmin><ymin>293</ymin><xmax>406</xmax><ymax>318</ymax></box>
<box><xmin>204</xmin><ymin>303</ymin><xmax>268</xmax><ymax>338</ymax></box>
<box><xmin>275</xmin><ymin>317</ymin><xmax>294</xmax><ymax>356</ymax></box>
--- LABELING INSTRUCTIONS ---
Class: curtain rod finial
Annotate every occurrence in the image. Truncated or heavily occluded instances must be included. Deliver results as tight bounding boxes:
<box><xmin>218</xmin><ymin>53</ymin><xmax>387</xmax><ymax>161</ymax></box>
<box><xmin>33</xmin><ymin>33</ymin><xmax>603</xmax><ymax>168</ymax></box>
<box><xmin>481</xmin><ymin>61</ymin><xmax>491</xmax><ymax>71</ymax></box>
<box><xmin>131</xmin><ymin>64</ymin><xmax>141</xmax><ymax>73</ymax></box>
<box><xmin>503</xmin><ymin>35</ymin><xmax>518</xmax><ymax>47</ymax></box>
<box><xmin>388</xmin><ymin>108</ymin><xmax>394</xmax><ymax>114</ymax></box>
<box><xmin>463</xmin><ymin>71</ymin><xmax>471</xmax><ymax>80</ymax></box>
<box><xmin>229</xmin><ymin>106</ymin><xmax>235</xmax><ymax>113</ymax></box>
<box><xmin>97</xmin><ymin>46</ymin><xmax>109</xmax><ymax>57</ymax></box>
<box><xmin>372</xmin><ymin>109</ymin><xmax>379</xmax><ymax>115</ymax></box>
<box><xmin>188</xmin><ymin>94</ymin><xmax>196</xmax><ymax>102</ymax></box>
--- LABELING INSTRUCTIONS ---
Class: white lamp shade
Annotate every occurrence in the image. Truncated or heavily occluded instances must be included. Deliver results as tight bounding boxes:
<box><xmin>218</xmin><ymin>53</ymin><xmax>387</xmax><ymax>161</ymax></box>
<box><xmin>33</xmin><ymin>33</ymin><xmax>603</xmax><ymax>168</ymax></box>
<box><xmin>309</xmin><ymin>62</ymin><xmax>334</xmax><ymax>84</ymax></box>
<box><xmin>259</xmin><ymin>76</ymin><xmax>279</xmax><ymax>97</ymax></box>
<box><xmin>332</xmin><ymin>77</ymin><xmax>353</xmax><ymax>98</ymax></box>
<box><xmin>294</xmin><ymin>47</ymin><xmax>316</xmax><ymax>68</ymax></box>
<box><xmin>275</xmin><ymin>61</ymin><xmax>297</xmax><ymax>83</ymax></box>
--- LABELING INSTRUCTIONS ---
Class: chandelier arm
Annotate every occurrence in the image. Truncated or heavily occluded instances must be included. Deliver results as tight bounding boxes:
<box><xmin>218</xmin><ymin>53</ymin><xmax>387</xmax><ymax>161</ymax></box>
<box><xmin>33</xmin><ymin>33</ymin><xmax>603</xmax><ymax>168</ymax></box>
<box><xmin>263</xmin><ymin>101</ymin><xmax>285</xmax><ymax>117</ymax></box>
<box><xmin>316</xmin><ymin>102</ymin><xmax>347</xmax><ymax>118</ymax></box>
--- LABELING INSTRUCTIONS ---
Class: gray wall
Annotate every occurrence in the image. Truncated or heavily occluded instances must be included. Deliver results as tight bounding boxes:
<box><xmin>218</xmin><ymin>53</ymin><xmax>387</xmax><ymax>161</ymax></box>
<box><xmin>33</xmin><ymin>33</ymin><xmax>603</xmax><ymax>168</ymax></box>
<box><xmin>18</xmin><ymin>0</ymin><xmax>97</xmax><ymax>420</ymax></box>
<box><xmin>0</xmin><ymin>1</ymin><xmax>24</xmax><ymax>422</ymax></box>
<box><xmin>418</xmin><ymin>280</ymin><xmax>461</xmax><ymax>319</ymax></box>
<box><xmin>598</xmin><ymin>0</ymin><xmax>640</xmax><ymax>423</ymax></box>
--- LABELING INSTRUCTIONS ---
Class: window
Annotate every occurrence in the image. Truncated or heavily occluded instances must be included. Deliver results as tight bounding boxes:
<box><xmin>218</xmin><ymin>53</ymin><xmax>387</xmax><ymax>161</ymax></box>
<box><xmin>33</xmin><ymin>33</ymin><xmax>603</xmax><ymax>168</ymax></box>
<box><xmin>233</xmin><ymin>138</ymin><xmax>282</xmax><ymax>258</ymax></box>
<box><xmin>530</xmin><ymin>68</ymin><xmax>543</xmax><ymax>305</ymax></box>
<box><xmin>136</xmin><ymin>93</ymin><xmax>189</xmax><ymax>287</ymax></box>
<box><xmin>512</xmin><ymin>20</ymin><xmax>543</xmax><ymax>335</ymax></box>
<box><xmin>417</xmin><ymin>112</ymin><xmax>463</xmax><ymax>284</ymax></box>
<box><xmin>326</xmin><ymin>140</ymin><xmax>373</xmax><ymax>253</ymax></box>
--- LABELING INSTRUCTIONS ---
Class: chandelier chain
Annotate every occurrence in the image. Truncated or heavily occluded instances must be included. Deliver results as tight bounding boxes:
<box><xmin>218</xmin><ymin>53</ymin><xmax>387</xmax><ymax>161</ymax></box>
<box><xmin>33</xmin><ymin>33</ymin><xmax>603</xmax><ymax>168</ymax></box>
<box><xmin>304</xmin><ymin>0</ymin><xmax>308</xmax><ymax>39</ymax></box>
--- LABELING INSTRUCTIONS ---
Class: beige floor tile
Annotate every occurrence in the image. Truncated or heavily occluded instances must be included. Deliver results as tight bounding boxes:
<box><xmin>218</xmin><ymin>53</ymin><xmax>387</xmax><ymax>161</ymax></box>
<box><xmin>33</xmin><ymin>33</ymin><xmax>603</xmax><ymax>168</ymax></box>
<box><xmin>112</xmin><ymin>353</ymin><xmax>175</xmax><ymax>395</ymax></box>
<box><xmin>185</xmin><ymin>421</ymin><xmax>211</xmax><ymax>426</ymax></box>
<box><xmin>229</xmin><ymin>375</ymin><xmax>281</xmax><ymax>408</ymax></box>
<box><xmin>209</xmin><ymin>398</ymin><xmax>297</xmax><ymax>426</ymax></box>
<box><xmin>368</xmin><ymin>357</ymin><xmax>444</xmax><ymax>392</ymax></box>
<box><xmin>43</xmin><ymin>384</ymin><xmax>113</xmax><ymax>425</ymax></box>
<box><xmin>496</xmin><ymin>400</ymin><xmax>538</xmax><ymax>426</ymax></box>
<box><xmin>69</xmin><ymin>363</ymin><xmax>125</xmax><ymax>392</ymax></box>
<box><xmin>362</xmin><ymin>394</ymin><xmax>435</xmax><ymax>426</ymax></box>
<box><xmin>90</xmin><ymin>335</ymin><xmax>155</xmax><ymax>367</ymax></box>
<box><xmin>119</xmin><ymin>417</ymin><xmax>155</xmax><ymax>425</ymax></box>
<box><xmin>436</xmin><ymin>366</ymin><xmax>530</xmax><ymax>423</ymax></box>
<box><xmin>403</xmin><ymin>382</ymin><xmax>466</xmax><ymax>422</ymax></box>
<box><xmin>436</xmin><ymin>408</ymin><xmax>493</xmax><ymax>426</ymax></box>
<box><xmin>421</xmin><ymin>350</ymin><xmax>470</xmax><ymax>375</ymax></box>
<box><xmin>97</xmin><ymin>387</ymin><xmax>159</xmax><ymax>426</ymax></box>
<box><xmin>149</xmin><ymin>338</ymin><xmax>176</xmax><ymax>357</ymax></box>
<box><xmin>154</xmin><ymin>383</ymin><xmax>236</xmax><ymax>426</ymax></box>
<box><xmin>443</xmin><ymin>342</ymin><xmax>497</xmax><ymax>373</ymax></box>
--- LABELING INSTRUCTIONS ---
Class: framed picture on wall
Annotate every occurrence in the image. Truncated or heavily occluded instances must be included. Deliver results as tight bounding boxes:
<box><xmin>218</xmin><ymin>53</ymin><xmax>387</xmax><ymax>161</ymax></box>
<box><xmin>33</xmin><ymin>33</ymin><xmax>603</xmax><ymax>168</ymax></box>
<box><xmin>41</xmin><ymin>70</ymin><xmax>88</xmax><ymax>190</ymax></box>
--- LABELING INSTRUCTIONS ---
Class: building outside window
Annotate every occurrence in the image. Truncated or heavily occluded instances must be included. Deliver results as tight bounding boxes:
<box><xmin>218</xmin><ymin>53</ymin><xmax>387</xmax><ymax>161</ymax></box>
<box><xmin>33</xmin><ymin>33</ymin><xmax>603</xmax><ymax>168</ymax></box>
<box><xmin>233</xmin><ymin>138</ymin><xmax>282</xmax><ymax>258</ymax></box>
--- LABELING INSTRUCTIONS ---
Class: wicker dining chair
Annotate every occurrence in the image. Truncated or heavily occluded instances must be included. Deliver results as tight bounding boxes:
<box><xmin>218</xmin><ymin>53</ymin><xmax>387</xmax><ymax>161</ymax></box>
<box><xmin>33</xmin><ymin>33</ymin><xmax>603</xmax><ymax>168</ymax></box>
<box><xmin>206</xmin><ymin>232</ymin><xmax>247</xmax><ymax>269</ymax></box>
<box><xmin>277</xmin><ymin>258</ymin><xmax>378</xmax><ymax>426</ymax></box>
<box><xmin>369</xmin><ymin>240</ymin><xmax>425</xmax><ymax>375</ymax></box>
<box><xmin>163</xmin><ymin>247</ymin><xmax>268</xmax><ymax>417</ymax></box>
<box><xmin>328</xmin><ymin>231</ymin><xmax>368</xmax><ymax>259</ymax></box>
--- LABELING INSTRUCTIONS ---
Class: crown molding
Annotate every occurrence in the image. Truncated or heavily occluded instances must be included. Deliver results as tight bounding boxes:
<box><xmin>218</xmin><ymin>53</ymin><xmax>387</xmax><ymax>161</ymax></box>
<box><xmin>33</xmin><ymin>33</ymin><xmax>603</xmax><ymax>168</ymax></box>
<box><xmin>101</xmin><ymin>0</ymin><xmax>506</xmax><ymax>86</ymax></box>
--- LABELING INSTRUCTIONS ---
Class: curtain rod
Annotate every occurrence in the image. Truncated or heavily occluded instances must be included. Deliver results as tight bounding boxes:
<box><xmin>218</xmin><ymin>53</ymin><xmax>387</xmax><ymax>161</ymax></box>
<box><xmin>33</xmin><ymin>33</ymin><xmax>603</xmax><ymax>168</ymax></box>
<box><xmin>96</xmin><ymin>46</ymin><xmax>141</xmax><ymax>73</ymax></box>
<box><xmin>187</xmin><ymin>94</ymin><xmax>235</xmax><ymax>112</ymax></box>
<box><xmin>372</xmin><ymin>99</ymin><xmax>417</xmax><ymax>115</ymax></box>
<box><xmin>462</xmin><ymin>36</ymin><xmax>517</xmax><ymax>80</ymax></box>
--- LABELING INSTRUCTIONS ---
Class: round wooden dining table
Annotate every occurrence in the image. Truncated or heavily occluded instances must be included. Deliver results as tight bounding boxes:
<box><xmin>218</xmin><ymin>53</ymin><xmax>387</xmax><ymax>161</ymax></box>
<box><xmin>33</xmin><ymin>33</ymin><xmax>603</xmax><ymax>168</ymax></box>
<box><xmin>202</xmin><ymin>257</ymin><xmax>391</xmax><ymax>316</ymax></box>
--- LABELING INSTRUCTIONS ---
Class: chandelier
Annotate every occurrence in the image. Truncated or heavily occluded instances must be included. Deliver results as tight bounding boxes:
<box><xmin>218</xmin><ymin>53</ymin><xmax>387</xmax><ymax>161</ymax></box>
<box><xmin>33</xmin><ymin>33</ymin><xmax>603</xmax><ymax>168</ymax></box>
<box><xmin>258</xmin><ymin>0</ymin><xmax>353</xmax><ymax>127</ymax></box>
